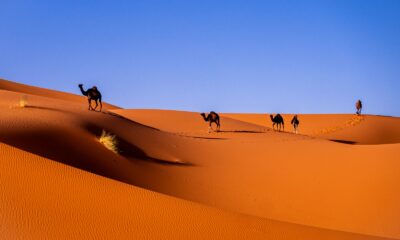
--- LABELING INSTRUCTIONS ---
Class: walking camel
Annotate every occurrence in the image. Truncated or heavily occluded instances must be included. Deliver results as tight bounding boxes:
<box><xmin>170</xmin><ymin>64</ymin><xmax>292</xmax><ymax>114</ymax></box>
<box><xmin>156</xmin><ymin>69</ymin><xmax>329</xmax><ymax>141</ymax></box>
<box><xmin>291</xmin><ymin>115</ymin><xmax>300</xmax><ymax>134</ymax></box>
<box><xmin>270</xmin><ymin>114</ymin><xmax>284</xmax><ymax>131</ymax></box>
<box><xmin>200</xmin><ymin>111</ymin><xmax>221</xmax><ymax>132</ymax></box>
<box><xmin>78</xmin><ymin>84</ymin><xmax>103</xmax><ymax>111</ymax></box>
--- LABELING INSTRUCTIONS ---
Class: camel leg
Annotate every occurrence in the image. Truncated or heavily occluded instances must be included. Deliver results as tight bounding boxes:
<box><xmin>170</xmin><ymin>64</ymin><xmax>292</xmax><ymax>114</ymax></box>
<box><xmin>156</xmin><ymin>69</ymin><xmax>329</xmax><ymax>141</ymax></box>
<box><xmin>88</xmin><ymin>99</ymin><xmax>92</xmax><ymax>110</ymax></box>
<box><xmin>94</xmin><ymin>100</ymin><xmax>98</xmax><ymax>111</ymax></box>
<box><xmin>208</xmin><ymin>122</ymin><xmax>212</xmax><ymax>133</ymax></box>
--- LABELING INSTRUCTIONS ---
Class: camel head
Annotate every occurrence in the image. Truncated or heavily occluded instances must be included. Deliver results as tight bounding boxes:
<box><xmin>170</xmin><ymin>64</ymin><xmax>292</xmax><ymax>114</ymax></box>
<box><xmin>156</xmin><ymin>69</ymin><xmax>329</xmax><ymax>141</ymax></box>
<box><xmin>270</xmin><ymin>114</ymin><xmax>274</xmax><ymax>121</ymax></box>
<box><xmin>78</xmin><ymin>84</ymin><xmax>88</xmax><ymax>96</ymax></box>
<box><xmin>200</xmin><ymin>113</ymin><xmax>208</xmax><ymax>121</ymax></box>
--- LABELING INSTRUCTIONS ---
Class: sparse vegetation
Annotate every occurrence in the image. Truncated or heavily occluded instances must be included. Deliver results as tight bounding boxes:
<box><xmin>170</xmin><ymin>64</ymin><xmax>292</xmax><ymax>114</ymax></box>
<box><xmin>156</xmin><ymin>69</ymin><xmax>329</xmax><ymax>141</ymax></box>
<box><xmin>98</xmin><ymin>130</ymin><xmax>118</xmax><ymax>154</ymax></box>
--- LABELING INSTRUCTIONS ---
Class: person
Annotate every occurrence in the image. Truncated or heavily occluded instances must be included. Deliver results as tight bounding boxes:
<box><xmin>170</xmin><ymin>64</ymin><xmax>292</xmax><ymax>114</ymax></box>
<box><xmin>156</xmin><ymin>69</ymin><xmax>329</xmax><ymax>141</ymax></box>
<box><xmin>356</xmin><ymin>99</ymin><xmax>362</xmax><ymax>115</ymax></box>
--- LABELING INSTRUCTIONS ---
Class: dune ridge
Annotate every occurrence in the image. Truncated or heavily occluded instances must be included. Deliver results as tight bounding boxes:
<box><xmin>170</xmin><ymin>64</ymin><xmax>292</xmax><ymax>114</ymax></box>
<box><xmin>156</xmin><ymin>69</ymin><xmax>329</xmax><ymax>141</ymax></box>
<box><xmin>0</xmin><ymin>78</ymin><xmax>119</xmax><ymax>110</ymax></box>
<box><xmin>223</xmin><ymin>113</ymin><xmax>400</xmax><ymax>144</ymax></box>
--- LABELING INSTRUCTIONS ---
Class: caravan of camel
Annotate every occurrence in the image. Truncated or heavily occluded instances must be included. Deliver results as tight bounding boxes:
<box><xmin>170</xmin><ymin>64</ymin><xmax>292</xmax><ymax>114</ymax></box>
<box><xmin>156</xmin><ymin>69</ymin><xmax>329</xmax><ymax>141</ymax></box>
<box><xmin>78</xmin><ymin>84</ymin><xmax>362</xmax><ymax>134</ymax></box>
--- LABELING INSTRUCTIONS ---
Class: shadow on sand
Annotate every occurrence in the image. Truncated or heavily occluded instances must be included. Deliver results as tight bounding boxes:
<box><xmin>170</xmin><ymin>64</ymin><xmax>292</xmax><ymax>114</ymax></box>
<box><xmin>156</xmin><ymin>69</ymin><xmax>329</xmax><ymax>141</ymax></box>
<box><xmin>103</xmin><ymin>111</ymin><xmax>161</xmax><ymax>131</ymax></box>
<box><xmin>329</xmin><ymin>139</ymin><xmax>358</xmax><ymax>145</ymax></box>
<box><xmin>217</xmin><ymin>130</ymin><xmax>266</xmax><ymax>134</ymax></box>
<box><xmin>25</xmin><ymin>105</ymin><xmax>71</xmax><ymax>113</ymax></box>
<box><xmin>83</xmin><ymin>123</ymin><xmax>193</xmax><ymax>166</ymax></box>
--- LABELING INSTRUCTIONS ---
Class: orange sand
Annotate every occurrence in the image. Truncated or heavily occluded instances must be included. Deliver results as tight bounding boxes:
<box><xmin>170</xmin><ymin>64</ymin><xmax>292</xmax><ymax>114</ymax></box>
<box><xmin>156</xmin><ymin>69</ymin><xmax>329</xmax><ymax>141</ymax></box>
<box><xmin>1</xmin><ymin>79</ymin><xmax>399</xmax><ymax>239</ymax></box>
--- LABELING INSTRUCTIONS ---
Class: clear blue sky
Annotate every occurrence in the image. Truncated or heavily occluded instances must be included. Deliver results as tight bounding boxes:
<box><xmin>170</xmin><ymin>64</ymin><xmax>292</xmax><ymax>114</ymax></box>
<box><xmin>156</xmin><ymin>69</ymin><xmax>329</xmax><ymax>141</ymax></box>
<box><xmin>1</xmin><ymin>0</ymin><xmax>399</xmax><ymax>116</ymax></box>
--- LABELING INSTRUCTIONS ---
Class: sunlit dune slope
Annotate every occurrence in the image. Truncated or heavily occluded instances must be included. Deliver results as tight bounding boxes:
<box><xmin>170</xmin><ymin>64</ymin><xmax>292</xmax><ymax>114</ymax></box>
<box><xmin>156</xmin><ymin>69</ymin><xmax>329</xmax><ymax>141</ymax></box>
<box><xmin>320</xmin><ymin>115</ymin><xmax>400</xmax><ymax>144</ymax></box>
<box><xmin>224</xmin><ymin>113</ymin><xmax>400</xmax><ymax>144</ymax></box>
<box><xmin>0</xmin><ymin>78</ymin><xmax>119</xmax><ymax>110</ymax></box>
<box><xmin>104</xmin><ymin>109</ymin><xmax>400</xmax><ymax>239</ymax></box>
<box><xmin>110</xmin><ymin>109</ymin><xmax>267</xmax><ymax>137</ymax></box>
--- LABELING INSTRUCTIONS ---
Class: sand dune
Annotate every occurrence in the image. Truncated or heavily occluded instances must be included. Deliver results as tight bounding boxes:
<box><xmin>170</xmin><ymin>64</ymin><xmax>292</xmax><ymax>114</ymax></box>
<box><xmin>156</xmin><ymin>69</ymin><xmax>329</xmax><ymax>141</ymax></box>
<box><xmin>1</xmin><ymin>80</ymin><xmax>399</xmax><ymax>239</ymax></box>
<box><xmin>99</xmin><ymin>109</ymin><xmax>400</xmax><ymax>239</ymax></box>
<box><xmin>0</xmin><ymin>78</ymin><xmax>119</xmax><ymax>110</ymax></box>
<box><xmin>2</xmin><ymin>142</ymin><xmax>394</xmax><ymax>240</ymax></box>
<box><xmin>224</xmin><ymin>113</ymin><xmax>400</xmax><ymax>144</ymax></box>
<box><xmin>110</xmin><ymin>109</ymin><xmax>268</xmax><ymax>138</ymax></box>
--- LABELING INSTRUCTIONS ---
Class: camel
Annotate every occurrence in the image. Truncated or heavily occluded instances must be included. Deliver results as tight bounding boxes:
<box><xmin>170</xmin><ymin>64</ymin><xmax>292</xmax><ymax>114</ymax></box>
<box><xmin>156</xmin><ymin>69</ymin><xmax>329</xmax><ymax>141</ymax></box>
<box><xmin>200</xmin><ymin>111</ymin><xmax>220</xmax><ymax>132</ymax></box>
<box><xmin>356</xmin><ymin>99</ymin><xmax>362</xmax><ymax>115</ymax></box>
<box><xmin>291</xmin><ymin>115</ymin><xmax>300</xmax><ymax>134</ymax></box>
<box><xmin>78</xmin><ymin>84</ymin><xmax>102</xmax><ymax>111</ymax></box>
<box><xmin>270</xmin><ymin>114</ymin><xmax>284</xmax><ymax>131</ymax></box>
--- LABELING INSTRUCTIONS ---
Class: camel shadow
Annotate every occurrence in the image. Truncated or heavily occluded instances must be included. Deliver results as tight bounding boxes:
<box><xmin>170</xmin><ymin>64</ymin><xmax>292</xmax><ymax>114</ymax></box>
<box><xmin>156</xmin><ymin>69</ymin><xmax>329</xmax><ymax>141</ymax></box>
<box><xmin>183</xmin><ymin>135</ymin><xmax>228</xmax><ymax>140</ymax></box>
<box><xmin>329</xmin><ymin>139</ymin><xmax>358</xmax><ymax>145</ymax></box>
<box><xmin>218</xmin><ymin>130</ymin><xmax>266</xmax><ymax>134</ymax></box>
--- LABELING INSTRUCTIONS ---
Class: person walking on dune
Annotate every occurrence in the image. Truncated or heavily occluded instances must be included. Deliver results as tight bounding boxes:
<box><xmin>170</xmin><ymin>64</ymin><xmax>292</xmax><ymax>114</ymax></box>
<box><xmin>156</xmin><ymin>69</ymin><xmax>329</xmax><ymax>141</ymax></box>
<box><xmin>356</xmin><ymin>99</ymin><xmax>362</xmax><ymax>115</ymax></box>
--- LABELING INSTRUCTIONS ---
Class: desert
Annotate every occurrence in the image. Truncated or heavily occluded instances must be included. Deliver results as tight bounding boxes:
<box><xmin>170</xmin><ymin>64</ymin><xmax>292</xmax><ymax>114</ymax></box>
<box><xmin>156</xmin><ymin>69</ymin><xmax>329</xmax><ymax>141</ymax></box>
<box><xmin>1</xmin><ymin>79</ymin><xmax>399</xmax><ymax>239</ymax></box>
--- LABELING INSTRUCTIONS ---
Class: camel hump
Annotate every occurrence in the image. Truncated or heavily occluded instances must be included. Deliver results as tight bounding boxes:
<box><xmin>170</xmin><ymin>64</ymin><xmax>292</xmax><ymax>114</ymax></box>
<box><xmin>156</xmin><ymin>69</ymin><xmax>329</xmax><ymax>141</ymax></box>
<box><xmin>210</xmin><ymin>111</ymin><xmax>219</xmax><ymax>117</ymax></box>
